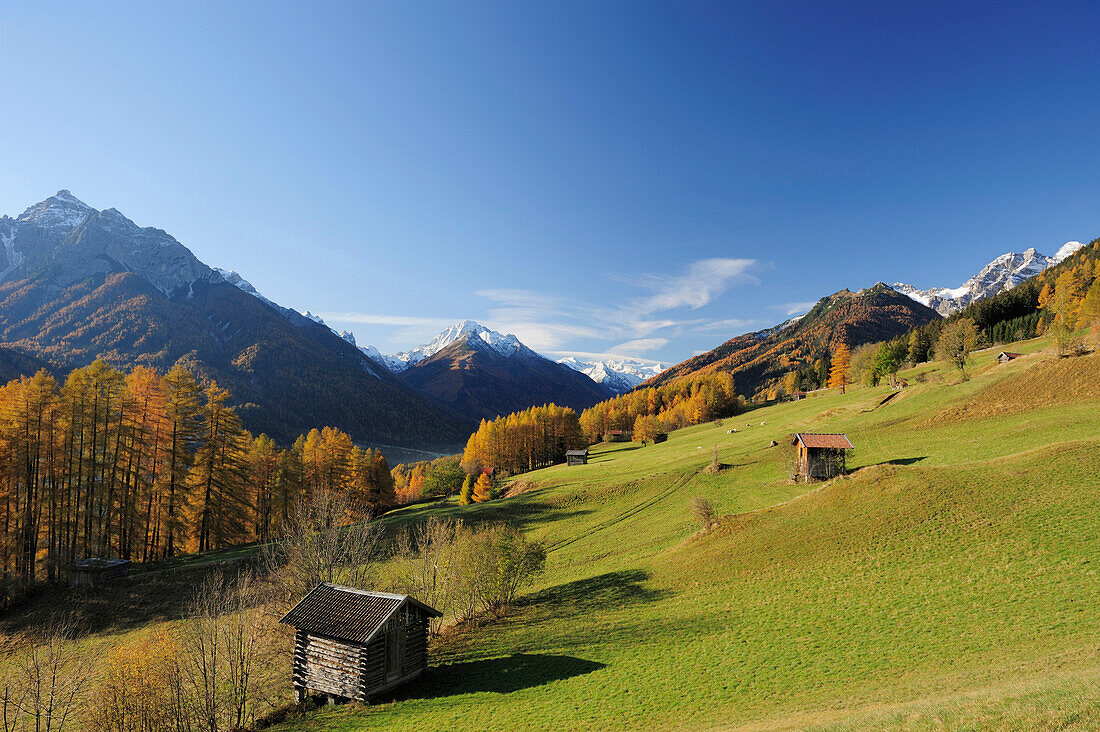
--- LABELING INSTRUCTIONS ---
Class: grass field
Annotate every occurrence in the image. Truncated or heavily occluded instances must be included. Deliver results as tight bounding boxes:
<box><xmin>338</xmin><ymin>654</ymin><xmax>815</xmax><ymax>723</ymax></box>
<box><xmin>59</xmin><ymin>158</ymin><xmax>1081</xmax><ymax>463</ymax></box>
<box><xmin>262</xmin><ymin>340</ymin><xmax>1100</xmax><ymax>730</ymax></box>
<box><xmin>3</xmin><ymin>339</ymin><xmax>1098</xmax><ymax>730</ymax></box>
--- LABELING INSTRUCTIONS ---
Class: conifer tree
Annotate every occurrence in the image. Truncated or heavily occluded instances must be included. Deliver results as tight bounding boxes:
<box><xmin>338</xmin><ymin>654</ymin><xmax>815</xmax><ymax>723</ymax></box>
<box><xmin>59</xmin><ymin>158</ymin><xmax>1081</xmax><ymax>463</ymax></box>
<box><xmin>827</xmin><ymin>344</ymin><xmax>852</xmax><ymax>393</ymax></box>
<box><xmin>459</xmin><ymin>475</ymin><xmax>474</xmax><ymax>505</ymax></box>
<box><xmin>472</xmin><ymin>473</ymin><xmax>492</xmax><ymax>503</ymax></box>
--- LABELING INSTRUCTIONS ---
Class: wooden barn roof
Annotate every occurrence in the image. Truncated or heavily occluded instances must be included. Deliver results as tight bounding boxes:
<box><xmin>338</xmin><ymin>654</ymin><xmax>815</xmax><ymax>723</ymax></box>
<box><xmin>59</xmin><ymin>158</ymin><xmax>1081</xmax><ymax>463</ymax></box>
<box><xmin>565</xmin><ymin>449</ymin><xmax>588</xmax><ymax>456</ymax></box>
<box><xmin>279</xmin><ymin>583</ymin><xmax>441</xmax><ymax>644</ymax></box>
<box><xmin>794</xmin><ymin>433</ymin><xmax>854</xmax><ymax>449</ymax></box>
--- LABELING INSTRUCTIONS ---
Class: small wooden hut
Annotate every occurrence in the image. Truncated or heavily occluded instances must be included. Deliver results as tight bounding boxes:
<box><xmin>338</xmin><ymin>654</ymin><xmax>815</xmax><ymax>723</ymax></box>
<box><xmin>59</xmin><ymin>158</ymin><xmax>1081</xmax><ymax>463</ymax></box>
<box><xmin>604</xmin><ymin>430</ymin><xmax>628</xmax><ymax>442</ymax></box>
<box><xmin>792</xmin><ymin>433</ymin><xmax>853</xmax><ymax>481</ymax></box>
<box><xmin>653</xmin><ymin>432</ymin><xmax>668</xmax><ymax>444</ymax></box>
<box><xmin>69</xmin><ymin>558</ymin><xmax>130</xmax><ymax>587</ymax></box>
<box><xmin>280</xmin><ymin>584</ymin><xmax>441</xmax><ymax>704</ymax></box>
<box><xmin>996</xmin><ymin>351</ymin><xmax>1022</xmax><ymax>364</ymax></box>
<box><xmin>566</xmin><ymin>449</ymin><xmax>589</xmax><ymax>466</ymax></box>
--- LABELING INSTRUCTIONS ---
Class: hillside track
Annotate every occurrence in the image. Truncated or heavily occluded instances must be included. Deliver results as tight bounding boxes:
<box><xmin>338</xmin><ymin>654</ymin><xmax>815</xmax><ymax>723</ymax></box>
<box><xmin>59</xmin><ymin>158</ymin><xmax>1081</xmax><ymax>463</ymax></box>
<box><xmin>545</xmin><ymin>472</ymin><xmax>694</xmax><ymax>554</ymax></box>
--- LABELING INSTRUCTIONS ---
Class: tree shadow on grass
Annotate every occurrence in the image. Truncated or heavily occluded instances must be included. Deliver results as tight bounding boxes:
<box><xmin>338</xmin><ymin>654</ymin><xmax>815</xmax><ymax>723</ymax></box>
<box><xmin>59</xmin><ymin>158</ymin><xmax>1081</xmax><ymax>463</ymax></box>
<box><xmin>382</xmin><ymin>653</ymin><xmax>606</xmax><ymax>701</ymax></box>
<box><xmin>518</xmin><ymin>569</ymin><xmax>668</xmax><ymax>618</ymax></box>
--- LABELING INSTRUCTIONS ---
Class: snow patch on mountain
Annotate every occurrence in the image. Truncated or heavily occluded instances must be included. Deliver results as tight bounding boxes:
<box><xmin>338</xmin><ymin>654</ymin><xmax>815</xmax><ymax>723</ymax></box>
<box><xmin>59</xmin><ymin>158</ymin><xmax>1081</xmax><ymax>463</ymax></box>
<box><xmin>558</xmin><ymin>357</ymin><xmax>666</xmax><ymax>394</ymax></box>
<box><xmin>891</xmin><ymin>242</ymin><xmax>1084</xmax><ymax>316</ymax></box>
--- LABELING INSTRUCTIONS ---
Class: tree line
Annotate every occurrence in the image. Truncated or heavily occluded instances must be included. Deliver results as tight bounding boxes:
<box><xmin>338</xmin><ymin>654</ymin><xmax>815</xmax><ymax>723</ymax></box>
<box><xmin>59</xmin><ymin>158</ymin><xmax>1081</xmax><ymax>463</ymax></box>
<box><xmin>578</xmin><ymin>372</ymin><xmax>739</xmax><ymax>444</ymax></box>
<box><xmin>0</xmin><ymin>361</ymin><xmax>394</xmax><ymax>596</ymax></box>
<box><xmin>460</xmin><ymin>404</ymin><xmax>586</xmax><ymax>477</ymax></box>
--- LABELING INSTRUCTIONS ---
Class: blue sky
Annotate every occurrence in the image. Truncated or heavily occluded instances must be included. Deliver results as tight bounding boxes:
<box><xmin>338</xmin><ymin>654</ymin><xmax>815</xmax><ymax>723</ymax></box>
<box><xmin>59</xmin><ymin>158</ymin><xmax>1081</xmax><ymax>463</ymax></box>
<box><xmin>2</xmin><ymin>1</ymin><xmax>1099</xmax><ymax>364</ymax></box>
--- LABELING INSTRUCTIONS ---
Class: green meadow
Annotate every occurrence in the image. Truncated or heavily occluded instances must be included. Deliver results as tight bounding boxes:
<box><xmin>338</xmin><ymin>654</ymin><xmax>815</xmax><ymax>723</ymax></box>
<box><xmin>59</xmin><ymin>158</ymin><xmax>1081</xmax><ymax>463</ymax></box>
<box><xmin>3</xmin><ymin>339</ymin><xmax>1096</xmax><ymax>731</ymax></box>
<box><xmin>270</xmin><ymin>340</ymin><xmax>1100</xmax><ymax>730</ymax></box>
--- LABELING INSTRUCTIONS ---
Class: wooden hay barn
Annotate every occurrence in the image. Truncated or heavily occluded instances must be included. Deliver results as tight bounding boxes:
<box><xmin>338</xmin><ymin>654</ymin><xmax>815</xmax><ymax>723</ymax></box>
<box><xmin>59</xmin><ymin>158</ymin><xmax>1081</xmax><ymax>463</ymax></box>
<box><xmin>566</xmin><ymin>449</ymin><xmax>589</xmax><ymax>466</ymax></box>
<box><xmin>997</xmin><ymin>351</ymin><xmax>1022</xmax><ymax>364</ymax></box>
<box><xmin>69</xmin><ymin>558</ymin><xmax>130</xmax><ymax>587</ymax></box>
<box><xmin>603</xmin><ymin>430</ymin><xmax>629</xmax><ymax>442</ymax></box>
<box><xmin>279</xmin><ymin>583</ymin><xmax>441</xmax><ymax>703</ymax></box>
<box><xmin>792</xmin><ymin>433</ymin><xmax>853</xmax><ymax>481</ymax></box>
<box><xmin>653</xmin><ymin>432</ymin><xmax>668</xmax><ymax>444</ymax></box>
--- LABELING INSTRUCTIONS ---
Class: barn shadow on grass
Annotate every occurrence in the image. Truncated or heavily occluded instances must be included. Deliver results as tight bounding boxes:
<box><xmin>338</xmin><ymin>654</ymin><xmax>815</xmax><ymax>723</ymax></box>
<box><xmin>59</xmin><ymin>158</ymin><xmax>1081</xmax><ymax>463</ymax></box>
<box><xmin>382</xmin><ymin>653</ymin><xmax>606</xmax><ymax>700</ymax></box>
<box><xmin>850</xmin><ymin>456</ymin><xmax>928</xmax><ymax>474</ymax></box>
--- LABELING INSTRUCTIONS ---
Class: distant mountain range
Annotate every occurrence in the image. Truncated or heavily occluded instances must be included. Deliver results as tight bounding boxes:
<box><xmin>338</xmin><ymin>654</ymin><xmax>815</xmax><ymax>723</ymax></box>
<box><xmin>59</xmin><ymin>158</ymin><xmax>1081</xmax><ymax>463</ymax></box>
<box><xmin>347</xmin><ymin>321</ymin><xmax>613</xmax><ymax>421</ymax></box>
<box><xmin>355</xmin><ymin>324</ymin><xmax>663</xmax><ymax>396</ymax></box>
<box><xmin>0</xmin><ymin>191</ymin><xmax>470</xmax><ymax>452</ymax></box>
<box><xmin>890</xmin><ymin>242</ymin><xmax>1083</xmax><ymax>315</ymax></box>
<box><xmin>557</xmin><ymin>356</ymin><xmax>667</xmax><ymax>394</ymax></box>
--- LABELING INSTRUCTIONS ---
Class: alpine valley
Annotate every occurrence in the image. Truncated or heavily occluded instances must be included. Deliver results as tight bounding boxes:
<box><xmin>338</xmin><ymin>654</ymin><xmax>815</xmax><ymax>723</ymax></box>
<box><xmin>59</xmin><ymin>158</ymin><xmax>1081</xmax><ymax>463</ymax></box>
<box><xmin>0</xmin><ymin>191</ymin><xmax>1085</xmax><ymax>455</ymax></box>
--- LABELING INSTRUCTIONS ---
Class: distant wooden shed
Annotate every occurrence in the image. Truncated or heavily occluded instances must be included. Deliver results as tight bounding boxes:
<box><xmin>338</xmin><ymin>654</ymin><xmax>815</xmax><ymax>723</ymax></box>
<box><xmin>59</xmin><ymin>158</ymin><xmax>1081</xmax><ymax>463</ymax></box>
<box><xmin>279</xmin><ymin>583</ymin><xmax>441</xmax><ymax>703</ymax></box>
<box><xmin>997</xmin><ymin>351</ymin><xmax>1022</xmax><ymax>364</ymax></box>
<box><xmin>69</xmin><ymin>558</ymin><xmax>130</xmax><ymax>587</ymax></box>
<box><xmin>566</xmin><ymin>449</ymin><xmax>589</xmax><ymax>466</ymax></box>
<box><xmin>603</xmin><ymin>430</ymin><xmax>629</xmax><ymax>443</ymax></box>
<box><xmin>792</xmin><ymin>433</ymin><xmax>853</xmax><ymax>481</ymax></box>
<box><xmin>653</xmin><ymin>432</ymin><xmax>668</xmax><ymax>444</ymax></box>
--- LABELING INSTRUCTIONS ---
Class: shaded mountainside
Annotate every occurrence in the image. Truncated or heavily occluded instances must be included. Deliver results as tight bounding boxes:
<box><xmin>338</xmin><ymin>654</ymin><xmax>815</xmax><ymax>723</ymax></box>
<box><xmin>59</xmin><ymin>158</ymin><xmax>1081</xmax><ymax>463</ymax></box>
<box><xmin>0</xmin><ymin>192</ymin><xmax>471</xmax><ymax>450</ymax></box>
<box><xmin>399</xmin><ymin>336</ymin><xmax>613</xmax><ymax>422</ymax></box>
<box><xmin>647</xmin><ymin>283</ymin><xmax>940</xmax><ymax>396</ymax></box>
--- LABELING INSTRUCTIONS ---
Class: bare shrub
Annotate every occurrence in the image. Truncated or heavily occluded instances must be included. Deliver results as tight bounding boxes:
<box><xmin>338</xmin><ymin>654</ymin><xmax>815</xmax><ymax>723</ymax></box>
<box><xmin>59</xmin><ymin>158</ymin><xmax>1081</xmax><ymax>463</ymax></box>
<box><xmin>262</xmin><ymin>490</ymin><xmax>384</xmax><ymax>601</ymax></box>
<box><xmin>391</xmin><ymin>520</ymin><xmax>546</xmax><ymax>627</ymax></box>
<box><xmin>468</xmin><ymin>525</ymin><xmax>547</xmax><ymax>617</ymax></box>
<box><xmin>179</xmin><ymin>571</ymin><xmax>264</xmax><ymax>732</ymax></box>
<box><xmin>391</xmin><ymin>516</ymin><xmax>465</xmax><ymax>635</ymax></box>
<box><xmin>0</xmin><ymin>616</ymin><xmax>90</xmax><ymax>732</ymax></box>
<box><xmin>689</xmin><ymin>497</ymin><xmax>717</xmax><ymax>532</ymax></box>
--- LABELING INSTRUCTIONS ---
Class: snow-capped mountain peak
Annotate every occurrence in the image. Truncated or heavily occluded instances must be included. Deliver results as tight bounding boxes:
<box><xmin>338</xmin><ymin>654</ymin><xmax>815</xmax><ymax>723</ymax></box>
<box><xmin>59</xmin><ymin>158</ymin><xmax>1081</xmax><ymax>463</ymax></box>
<box><xmin>558</xmin><ymin>356</ymin><xmax>667</xmax><ymax>394</ymax></box>
<box><xmin>890</xmin><ymin>241</ymin><xmax>1083</xmax><ymax>316</ymax></box>
<box><xmin>1053</xmin><ymin>241</ymin><xmax>1084</xmax><ymax>263</ymax></box>
<box><xmin>362</xmin><ymin>321</ymin><xmax>531</xmax><ymax>373</ymax></box>
<box><xmin>15</xmin><ymin>190</ymin><xmax>94</xmax><ymax>231</ymax></box>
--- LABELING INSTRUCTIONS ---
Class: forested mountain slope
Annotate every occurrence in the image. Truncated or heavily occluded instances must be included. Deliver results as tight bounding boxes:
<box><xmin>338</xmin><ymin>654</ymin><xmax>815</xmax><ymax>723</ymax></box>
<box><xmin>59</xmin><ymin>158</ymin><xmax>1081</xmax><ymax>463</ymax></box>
<box><xmin>646</xmin><ymin>283</ymin><xmax>940</xmax><ymax>397</ymax></box>
<box><xmin>0</xmin><ymin>192</ymin><xmax>470</xmax><ymax>449</ymax></box>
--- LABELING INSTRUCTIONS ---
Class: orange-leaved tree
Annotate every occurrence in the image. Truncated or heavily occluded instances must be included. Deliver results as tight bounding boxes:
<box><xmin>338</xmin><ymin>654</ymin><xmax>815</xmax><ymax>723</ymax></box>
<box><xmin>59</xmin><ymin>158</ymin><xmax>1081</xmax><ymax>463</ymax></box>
<box><xmin>827</xmin><ymin>343</ymin><xmax>852</xmax><ymax>393</ymax></box>
<box><xmin>473</xmin><ymin>473</ymin><xmax>493</xmax><ymax>503</ymax></box>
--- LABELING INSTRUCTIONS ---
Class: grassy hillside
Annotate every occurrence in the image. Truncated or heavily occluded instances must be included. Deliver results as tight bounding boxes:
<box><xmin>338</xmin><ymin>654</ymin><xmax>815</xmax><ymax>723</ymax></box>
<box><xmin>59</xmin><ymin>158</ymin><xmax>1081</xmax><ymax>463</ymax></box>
<box><xmin>3</xmin><ymin>338</ymin><xmax>1097</xmax><ymax>730</ymax></box>
<box><xmin>266</xmin><ymin>338</ymin><xmax>1100</xmax><ymax>730</ymax></box>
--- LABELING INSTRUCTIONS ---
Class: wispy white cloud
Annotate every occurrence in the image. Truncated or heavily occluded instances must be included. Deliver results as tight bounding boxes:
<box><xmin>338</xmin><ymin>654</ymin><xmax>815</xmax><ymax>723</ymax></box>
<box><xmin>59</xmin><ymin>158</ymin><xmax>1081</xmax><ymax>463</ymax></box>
<box><xmin>772</xmin><ymin>301</ymin><xmax>817</xmax><ymax>317</ymax></box>
<box><xmin>608</xmin><ymin>337</ymin><xmax>670</xmax><ymax>355</ymax></box>
<box><xmin>318</xmin><ymin>312</ymin><xmax>456</xmax><ymax>347</ymax></box>
<box><xmin>542</xmin><ymin>349</ymin><xmax>667</xmax><ymax>366</ymax></box>
<box><xmin>326</xmin><ymin>257</ymin><xmax>759</xmax><ymax>357</ymax></box>
<box><xmin>634</xmin><ymin>258</ymin><xmax>757</xmax><ymax>314</ymax></box>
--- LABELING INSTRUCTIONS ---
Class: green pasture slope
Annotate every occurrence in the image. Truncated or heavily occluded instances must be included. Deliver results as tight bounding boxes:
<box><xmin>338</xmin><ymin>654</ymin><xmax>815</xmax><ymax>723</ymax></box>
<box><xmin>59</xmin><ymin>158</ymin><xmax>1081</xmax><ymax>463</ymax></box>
<box><xmin>277</xmin><ymin>340</ymin><xmax>1100</xmax><ymax>731</ymax></box>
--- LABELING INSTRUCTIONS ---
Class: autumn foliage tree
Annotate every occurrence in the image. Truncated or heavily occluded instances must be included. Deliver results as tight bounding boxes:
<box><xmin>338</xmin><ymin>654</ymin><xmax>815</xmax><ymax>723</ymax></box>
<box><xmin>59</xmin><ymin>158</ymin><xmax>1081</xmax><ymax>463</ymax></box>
<box><xmin>827</xmin><ymin>343</ymin><xmax>852</xmax><ymax>393</ymax></box>
<box><xmin>936</xmin><ymin>317</ymin><xmax>981</xmax><ymax>380</ymax></box>
<box><xmin>472</xmin><ymin>473</ymin><xmax>493</xmax><ymax>503</ymax></box>
<box><xmin>461</xmin><ymin>404</ymin><xmax>585</xmax><ymax>476</ymax></box>
<box><xmin>579</xmin><ymin>372</ymin><xmax>738</xmax><ymax>444</ymax></box>
<box><xmin>0</xmin><ymin>361</ymin><xmax>396</xmax><ymax>592</ymax></box>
